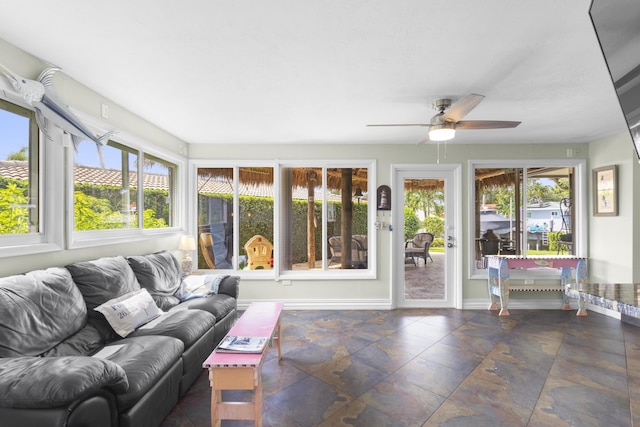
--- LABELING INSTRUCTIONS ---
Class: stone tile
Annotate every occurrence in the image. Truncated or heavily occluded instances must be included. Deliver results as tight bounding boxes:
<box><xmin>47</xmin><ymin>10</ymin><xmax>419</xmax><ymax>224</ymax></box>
<box><xmin>491</xmin><ymin>333</ymin><xmax>560</xmax><ymax>373</ymax></box>
<box><xmin>438</xmin><ymin>322</ymin><xmax>501</xmax><ymax>355</ymax></box>
<box><xmin>265</xmin><ymin>375</ymin><xmax>351</xmax><ymax>427</ymax></box>
<box><xmin>394</xmin><ymin>356</ymin><xmax>469</xmax><ymax>398</ymax></box>
<box><xmin>317</xmin><ymin>399</ymin><xmax>409</xmax><ymax>427</ymax></box>
<box><xmin>359</xmin><ymin>374</ymin><xmax>445</xmax><ymax>425</ymax></box>
<box><xmin>533</xmin><ymin>375</ymin><xmax>631</xmax><ymax>426</ymax></box>
<box><xmin>162</xmin><ymin>309</ymin><xmax>639</xmax><ymax>427</ymax></box>
<box><xmin>261</xmin><ymin>358</ymin><xmax>309</xmax><ymax>397</ymax></box>
<box><xmin>549</xmin><ymin>355</ymin><xmax>629</xmax><ymax>395</ymax></box>
<box><xmin>351</xmin><ymin>339</ymin><xmax>423</xmax><ymax>373</ymax></box>
<box><xmin>284</xmin><ymin>341</ymin><xmax>350</xmax><ymax>374</ymax></box>
<box><xmin>562</xmin><ymin>327</ymin><xmax>626</xmax><ymax>356</ymax></box>
<box><xmin>312</xmin><ymin>355</ymin><xmax>390</xmax><ymax>398</ymax></box>
<box><xmin>556</xmin><ymin>341</ymin><xmax>627</xmax><ymax>373</ymax></box>
<box><xmin>468</xmin><ymin>357</ymin><xmax>547</xmax><ymax>411</ymax></box>
<box><xmin>416</xmin><ymin>341</ymin><xmax>485</xmax><ymax>374</ymax></box>
<box><xmin>631</xmin><ymin>398</ymin><xmax>640</xmax><ymax>427</ymax></box>
<box><xmin>425</xmin><ymin>376</ymin><xmax>535</xmax><ymax>426</ymax></box>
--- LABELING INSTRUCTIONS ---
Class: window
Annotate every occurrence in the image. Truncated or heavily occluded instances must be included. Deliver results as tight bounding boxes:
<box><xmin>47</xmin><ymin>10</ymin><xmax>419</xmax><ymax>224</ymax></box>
<box><xmin>73</xmin><ymin>139</ymin><xmax>175</xmax><ymax>233</ymax></box>
<box><xmin>281</xmin><ymin>166</ymin><xmax>369</xmax><ymax>271</ymax></box>
<box><xmin>74</xmin><ymin>141</ymin><xmax>139</xmax><ymax>230</ymax></box>
<box><xmin>0</xmin><ymin>99</ymin><xmax>39</xmax><ymax>237</ymax></box>
<box><xmin>142</xmin><ymin>154</ymin><xmax>175</xmax><ymax>229</ymax></box>
<box><xmin>197</xmin><ymin>167</ymin><xmax>238</xmax><ymax>270</ymax></box>
<box><xmin>471</xmin><ymin>160</ymin><xmax>585</xmax><ymax>275</ymax></box>
<box><xmin>195</xmin><ymin>162</ymin><xmax>372</xmax><ymax>276</ymax></box>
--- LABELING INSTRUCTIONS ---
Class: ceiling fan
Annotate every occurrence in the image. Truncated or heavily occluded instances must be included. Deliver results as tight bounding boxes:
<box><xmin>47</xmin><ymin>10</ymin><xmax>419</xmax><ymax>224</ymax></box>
<box><xmin>367</xmin><ymin>93</ymin><xmax>521</xmax><ymax>142</ymax></box>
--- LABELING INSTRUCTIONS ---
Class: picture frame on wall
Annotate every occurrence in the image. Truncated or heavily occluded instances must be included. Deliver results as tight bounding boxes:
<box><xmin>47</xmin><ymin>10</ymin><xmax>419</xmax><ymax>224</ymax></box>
<box><xmin>593</xmin><ymin>165</ymin><xmax>617</xmax><ymax>216</ymax></box>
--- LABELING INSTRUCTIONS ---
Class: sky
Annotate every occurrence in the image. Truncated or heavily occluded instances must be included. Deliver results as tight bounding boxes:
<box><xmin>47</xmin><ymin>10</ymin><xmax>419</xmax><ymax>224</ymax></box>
<box><xmin>0</xmin><ymin>108</ymin><xmax>28</xmax><ymax>161</ymax></box>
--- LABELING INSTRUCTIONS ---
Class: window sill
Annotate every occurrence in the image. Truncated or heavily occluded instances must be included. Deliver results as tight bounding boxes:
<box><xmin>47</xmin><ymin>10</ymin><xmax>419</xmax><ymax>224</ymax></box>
<box><xmin>69</xmin><ymin>228</ymin><xmax>183</xmax><ymax>250</ymax></box>
<box><xmin>0</xmin><ymin>242</ymin><xmax>62</xmax><ymax>259</ymax></box>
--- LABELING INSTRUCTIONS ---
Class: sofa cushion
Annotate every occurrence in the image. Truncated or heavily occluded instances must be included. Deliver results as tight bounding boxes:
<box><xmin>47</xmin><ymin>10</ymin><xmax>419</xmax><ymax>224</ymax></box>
<box><xmin>128</xmin><ymin>309</ymin><xmax>216</xmax><ymax>349</ymax></box>
<box><xmin>42</xmin><ymin>320</ymin><xmax>111</xmax><ymax>357</ymax></box>
<box><xmin>94</xmin><ymin>289</ymin><xmax>163</xmax><ymax>338</ymax></box>
<box><xmin>97</xmin><ymin>335</ymin><xmax>183</xmax><ymax>410</ymax></box>
<box><xmin>66</xmin><ymin>256</ymin><xmax>141</xmax><ymax>311</ymax></box>
<box><xmin>0</xmin><ymin>268</ymin><xmax>87</xmax><ymax>357</ymax></box>
<box><xmin>126</xmin><ymin>251</ymin><xmax>183</xmax><ymax>310</ymax></box>
<box><xmin>170</xmin><ymin>293</ymin><xmax>236</xmax><ymax>321</ymax></box>
<box><xmin>0</xmin><ymin>356</ymin><xmax>128</xmax><ymax>408</ymax></box>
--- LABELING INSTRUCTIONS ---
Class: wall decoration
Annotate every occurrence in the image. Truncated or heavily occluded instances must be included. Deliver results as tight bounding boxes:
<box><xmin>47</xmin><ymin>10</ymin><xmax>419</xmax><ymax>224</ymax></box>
<box><xmin>377</xmin><ymin>185</ymin><xmax>391</xmax><ymax>210</ymax></box>
<box><xmin>593</xmin><ymin>165</ymin><xmax>617</xmax><ymax>216</ymax></box>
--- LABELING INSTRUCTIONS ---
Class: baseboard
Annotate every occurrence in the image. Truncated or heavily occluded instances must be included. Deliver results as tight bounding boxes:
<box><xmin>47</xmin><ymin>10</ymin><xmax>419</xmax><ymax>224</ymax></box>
<box><xmin>463</xmin><ymin>298</ymin><xmax>622</xmax><ymax>320</ymax></box>
<box><xmin>463</xmin><ymin>298</ymin><xmax>579</xmax><ymax>311</ymax></box>
<box><xmin>237</xmin><ymin>299</ymin><xmax>393</xmax><ymax>311</ymax></box>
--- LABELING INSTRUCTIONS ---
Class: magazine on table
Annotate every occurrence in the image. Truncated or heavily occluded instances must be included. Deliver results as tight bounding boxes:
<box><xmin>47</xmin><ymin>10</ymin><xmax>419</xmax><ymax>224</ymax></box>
<box><xmin>216</xmin><ymin>335</ymin><xmax>269</xmax><ymax>353</ymax></box>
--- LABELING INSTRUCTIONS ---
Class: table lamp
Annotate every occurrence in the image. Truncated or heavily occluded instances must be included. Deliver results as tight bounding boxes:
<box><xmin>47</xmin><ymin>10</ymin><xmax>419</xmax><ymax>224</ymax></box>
<box><xmin>178</xmin><ymin>235</ymin><xmax>196</xmax><ymax>275</ymax></box>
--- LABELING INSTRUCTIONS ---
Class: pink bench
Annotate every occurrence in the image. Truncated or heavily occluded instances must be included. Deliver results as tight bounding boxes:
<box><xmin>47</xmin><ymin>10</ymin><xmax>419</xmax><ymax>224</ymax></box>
<box><xmin>203</xmin><ymin>302</ymin><xmax>283</xmax><ymax>427</ymax></box>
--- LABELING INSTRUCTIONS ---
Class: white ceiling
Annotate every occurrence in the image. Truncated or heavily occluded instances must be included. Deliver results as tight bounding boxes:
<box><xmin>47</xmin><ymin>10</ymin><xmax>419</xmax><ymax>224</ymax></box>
<box><xmin>0</xmin><ymin>0</ymin><xmax>631</xmax><ymax>146</ymax></box>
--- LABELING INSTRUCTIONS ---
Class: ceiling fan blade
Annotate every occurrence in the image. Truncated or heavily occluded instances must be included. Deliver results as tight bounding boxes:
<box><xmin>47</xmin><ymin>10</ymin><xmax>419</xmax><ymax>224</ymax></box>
<box><xmin>417</xmin><ymin>134</ymin><xmax>431</xmax><ymax>144</ymax></box>
<box><xmin>366</xmin><ymin>124</ymin><xmax>431</xmax><ymax>127</ymax></box>
<box><xmin>442</xmin><ymin>93</ymin><xmax>485</xmax><ymax>122</ymax></box>
<box><xmin>455</xmin><ymin>120</ymin><xmax>521</xmax><ymax>130</ymax></box>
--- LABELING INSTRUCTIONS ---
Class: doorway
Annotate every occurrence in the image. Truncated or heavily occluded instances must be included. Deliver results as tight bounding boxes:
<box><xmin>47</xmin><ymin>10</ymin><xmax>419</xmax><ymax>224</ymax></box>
<box><xmin>393</xmin><ymin>165</ymin><xmax>461</xmax><ymax>308</ymax></box>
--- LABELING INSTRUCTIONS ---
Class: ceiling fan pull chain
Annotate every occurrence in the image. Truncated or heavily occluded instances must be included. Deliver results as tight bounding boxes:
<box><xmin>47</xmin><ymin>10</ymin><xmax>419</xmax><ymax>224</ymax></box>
<box><xmin>437</xmin><ymin>141</ymin><xmax>440</xmax><ymax>164</ymax></box>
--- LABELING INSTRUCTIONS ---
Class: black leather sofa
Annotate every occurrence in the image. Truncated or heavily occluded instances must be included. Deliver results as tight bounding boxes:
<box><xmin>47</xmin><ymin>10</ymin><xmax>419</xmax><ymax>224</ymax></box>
<box><xmin>0</xmin><ymin>251</ymin><xmax>238</xmax><ymax>427</ymax></box>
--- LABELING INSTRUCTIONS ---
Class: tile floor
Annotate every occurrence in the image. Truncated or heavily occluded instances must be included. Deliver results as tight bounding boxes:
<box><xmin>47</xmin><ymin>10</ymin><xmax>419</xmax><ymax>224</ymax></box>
<box><xmin>161</xmin><ymin>308</ymin><xmax>640</xmax><ymax>426</ymax></box>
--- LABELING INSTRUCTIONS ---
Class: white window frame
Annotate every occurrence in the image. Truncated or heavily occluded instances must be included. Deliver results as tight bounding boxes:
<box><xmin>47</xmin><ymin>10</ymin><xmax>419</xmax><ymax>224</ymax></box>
<box><xmin>468</xmin><ymin>159</ymin><xmax>587</xmax><ymax>280</ymax></box>
<box><xmin>0</xmin><ymin>93</ymin><xmax>63</xmax><ymax>257</ymax></box>
<box><xmin>67</xmin><ymin>121</ymin><xmax>186</xmax><ymax>249</ymax></box>
<box><xmin>189</xmin><ymin>159</ymin><xmax>376</xmax><ymax>280</ymax></box>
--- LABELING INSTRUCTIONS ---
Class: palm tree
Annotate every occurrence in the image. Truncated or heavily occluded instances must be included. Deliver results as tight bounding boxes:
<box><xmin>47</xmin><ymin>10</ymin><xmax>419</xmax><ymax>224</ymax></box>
<box><xmin>6</xmin><ymin>146</ymin><xmax>28</xmax><ymax>161</ymax></box>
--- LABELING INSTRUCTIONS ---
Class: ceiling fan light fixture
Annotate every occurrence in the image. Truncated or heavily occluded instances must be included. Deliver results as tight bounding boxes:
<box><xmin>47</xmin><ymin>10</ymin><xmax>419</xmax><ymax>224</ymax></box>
<box><xmin>428</xmin><ymin>123</ymin><xmax>456</xmax><ymax>141</ymax></box>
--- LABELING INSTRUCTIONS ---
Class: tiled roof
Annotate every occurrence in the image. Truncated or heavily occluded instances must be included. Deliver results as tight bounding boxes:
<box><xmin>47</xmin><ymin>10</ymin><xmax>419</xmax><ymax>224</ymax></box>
<box><xmin>0</xmin><ymin>160</ymin><xmax>29</xmax><ymax>180</ymax></box>
<box><xmin>0</xmin><ymin>161</ymin><xmax>351</xmax><ymax>201</ymax></box>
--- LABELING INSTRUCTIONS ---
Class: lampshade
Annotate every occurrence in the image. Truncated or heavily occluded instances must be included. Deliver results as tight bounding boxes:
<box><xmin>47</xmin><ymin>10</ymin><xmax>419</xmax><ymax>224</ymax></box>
<box><xmin>179</xmin><ymin>235</ymin><xmax>196</xmax><ymax>251</ymax></box>
<box><xmin>428</xmin><ymin>123</ymin><xmax>456</xmax><ymax>141</ymax></box>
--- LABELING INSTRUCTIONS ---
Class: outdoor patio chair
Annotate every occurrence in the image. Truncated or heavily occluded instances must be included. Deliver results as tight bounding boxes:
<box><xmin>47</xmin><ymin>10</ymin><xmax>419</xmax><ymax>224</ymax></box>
<box><xmin>244</xmin><ymin>235</ymin><xmax>274</xmax><ymax>270</ymax></box>
<box><xmin>557</xmin><ymin>233</ymin><xmax>573</xmax><ymax>254</ymax></box>
<box><xmin>328</xmin><ymin>235</ymin><xmax>367</xmax><ymax>268</ymax></box>
<box><xmin>199</xmin><ymin>232</ymin><xmax>216</xmax><ymax>269</ymax></box>
<box><xmin>405</xmin><ymin>232</ymin><xmax>434</xmax><ymax>266</ymax></box>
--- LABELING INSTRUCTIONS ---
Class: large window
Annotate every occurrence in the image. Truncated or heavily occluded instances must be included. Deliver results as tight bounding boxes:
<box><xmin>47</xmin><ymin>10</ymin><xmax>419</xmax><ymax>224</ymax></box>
<box><xmin>0</xmin><ymin>99</ymin><xmax>39</xmax><ymax>237</ymax></box>
<box><xmin>73</xmin><ymin>140</ymin><xmax>175</xmax><ymax>232</ymax></box>
<box><xmin>281</xmin><ymin>166</ymin><xmax>369</xmax><ymax>271</ymax></box>
<box><xmin>195</xmin><ymin>162</ymin><xmax>372</xmax><ymax>275</ymax></box>
<box><xmin>471</xmin><ymin>160</ymin><xmax>585</xmax><ymax>275</ymax></box>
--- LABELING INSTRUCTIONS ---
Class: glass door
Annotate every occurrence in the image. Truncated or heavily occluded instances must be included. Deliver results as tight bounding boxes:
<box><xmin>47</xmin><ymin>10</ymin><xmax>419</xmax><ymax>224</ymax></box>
<box><xmin>394</xmin><ymin>166</ymin><xmax>459</xmax><ymax>308</ymax></box>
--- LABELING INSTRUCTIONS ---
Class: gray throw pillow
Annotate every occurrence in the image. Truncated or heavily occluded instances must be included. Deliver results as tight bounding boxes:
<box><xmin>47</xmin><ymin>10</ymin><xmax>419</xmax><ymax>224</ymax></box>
<box><xmin>66</xmin><ymin>256</ymin><xmax>141</xmax><ymax>311</ymax></box>
<box><xmin>126</xmin><ymin>251</ymin><xmax>183</xmax><ymax>310</ymax></box>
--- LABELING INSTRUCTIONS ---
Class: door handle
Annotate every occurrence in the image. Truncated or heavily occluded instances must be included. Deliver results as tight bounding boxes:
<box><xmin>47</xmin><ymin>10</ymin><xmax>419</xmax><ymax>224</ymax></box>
<box><xmin>447</xmin><ymin>242</ymin><xmax>454</xmax><ymax>248</ymax></box>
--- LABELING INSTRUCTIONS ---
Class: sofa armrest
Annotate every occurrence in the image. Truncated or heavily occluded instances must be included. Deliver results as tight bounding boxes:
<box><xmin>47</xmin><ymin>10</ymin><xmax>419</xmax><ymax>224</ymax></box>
<box><xmin>218</xmin><ymin>275</ymin><xmax>240</xmax><ymax>299</ymax></box>
<box><xmin>0</xmin><ymin>356</ymin><xmax>128</xmax><ymax>409</ymax></box>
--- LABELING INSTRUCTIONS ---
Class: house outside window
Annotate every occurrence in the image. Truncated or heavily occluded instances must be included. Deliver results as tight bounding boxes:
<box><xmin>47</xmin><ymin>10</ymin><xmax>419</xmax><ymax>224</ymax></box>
<box><xmin>72</xmin><ymin>140</ymin><xmax>176</xmax><ymax>233</ymax></box>
<box><xmin>471</xmin><ymin>160</ymin><xmax>586</xmax><ymax>276</ymax></box>
<box><xmin>195</xmin><ymin>162</ymin><xmax>372</xmax><ymax>276</ymax></box>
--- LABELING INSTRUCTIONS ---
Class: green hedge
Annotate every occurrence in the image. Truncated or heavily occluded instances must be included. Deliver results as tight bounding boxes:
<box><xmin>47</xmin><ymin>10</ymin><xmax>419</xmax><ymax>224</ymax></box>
<box><xmin>198</xmin><ymin>194</ymin><xmax>368</xmax><ymax>264</ymax></box>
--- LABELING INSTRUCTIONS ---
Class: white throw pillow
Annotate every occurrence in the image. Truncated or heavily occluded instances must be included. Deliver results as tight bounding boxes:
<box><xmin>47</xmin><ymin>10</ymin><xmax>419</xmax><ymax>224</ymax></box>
<box><xmin>94</xmin><ymin>289</ymin><xmax>162</xmax><ymax>337</ymax></box>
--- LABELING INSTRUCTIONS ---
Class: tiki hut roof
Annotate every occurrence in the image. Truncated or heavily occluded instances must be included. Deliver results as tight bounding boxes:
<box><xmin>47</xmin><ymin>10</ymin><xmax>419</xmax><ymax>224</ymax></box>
<box><xmin>475</xmin><ymin>167</ymin><xmax>573</xmax><ymax>190</ymax></box>
<box><xmin>197</xmin><ymin>167</ymin><xmax>445</xmax><ymax>192</ymax></box>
